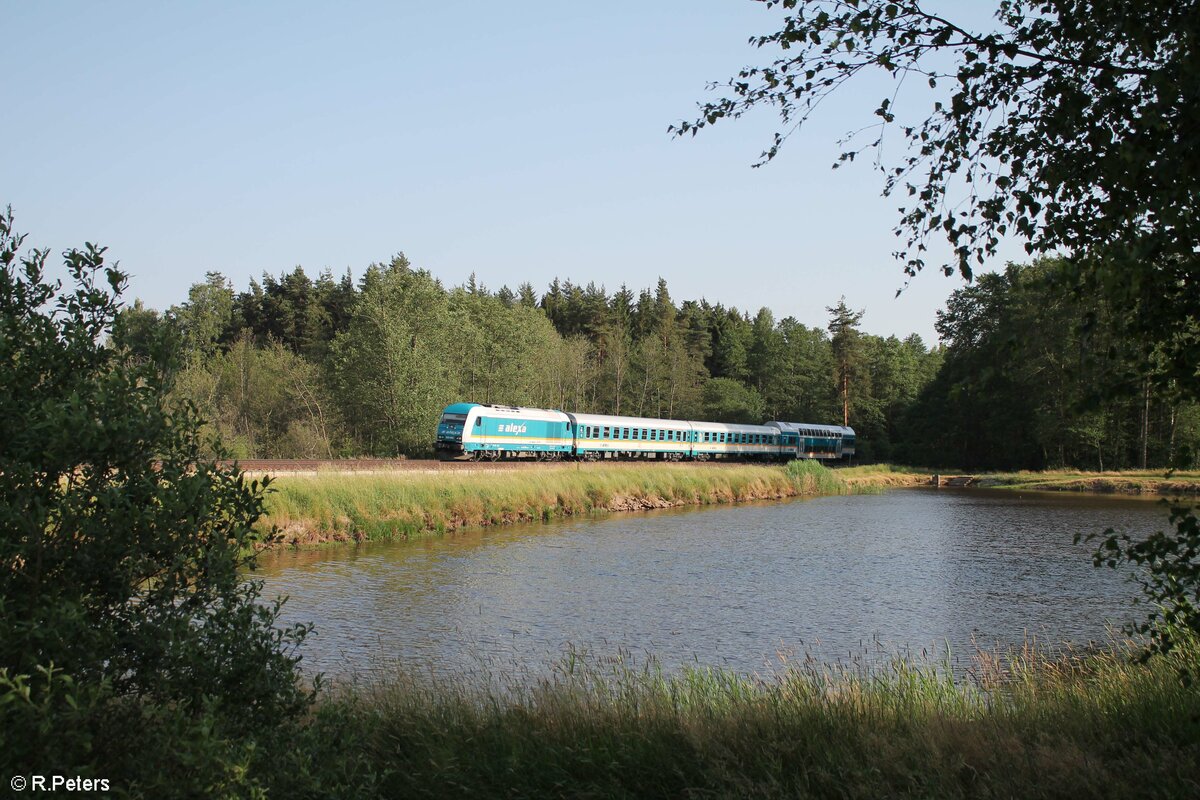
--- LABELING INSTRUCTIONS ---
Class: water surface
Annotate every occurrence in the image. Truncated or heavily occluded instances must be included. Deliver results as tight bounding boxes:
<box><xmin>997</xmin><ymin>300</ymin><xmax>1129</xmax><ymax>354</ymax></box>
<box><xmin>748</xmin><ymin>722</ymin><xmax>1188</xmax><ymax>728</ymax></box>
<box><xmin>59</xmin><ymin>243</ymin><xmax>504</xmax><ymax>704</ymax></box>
<box><xmin>259</xmin><ymin>488</ymin><xmax>1168</xmax><ymax>679</ymax></box>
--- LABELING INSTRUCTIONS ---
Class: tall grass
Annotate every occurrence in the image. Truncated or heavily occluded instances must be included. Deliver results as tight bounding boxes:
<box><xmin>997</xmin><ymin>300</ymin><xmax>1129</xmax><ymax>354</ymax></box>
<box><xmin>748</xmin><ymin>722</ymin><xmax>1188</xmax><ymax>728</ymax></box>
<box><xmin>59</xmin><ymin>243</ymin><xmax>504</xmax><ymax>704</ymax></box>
<box><xmin>263</xmin><ymin>462</ymin><xmax>857</xmax><ymax>545</ymax></box>
<box><xmin>266</xmin><ymin>637</ymin><xmax>1200</xmax><ymax>798</ymax></box>
<box><xmin>786</xmin><ymin>458</ymin><xmax>852</xmax><ymax>494</ymax></box>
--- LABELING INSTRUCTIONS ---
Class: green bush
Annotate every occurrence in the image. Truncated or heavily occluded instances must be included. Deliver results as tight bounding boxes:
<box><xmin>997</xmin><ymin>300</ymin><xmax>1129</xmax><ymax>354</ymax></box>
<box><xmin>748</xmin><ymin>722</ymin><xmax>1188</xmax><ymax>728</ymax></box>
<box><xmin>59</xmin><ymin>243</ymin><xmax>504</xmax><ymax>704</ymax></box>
<box><xmin>0</xmin><ymin>210</ymin><xmax>311</xmax><ymax>793</ymax></box>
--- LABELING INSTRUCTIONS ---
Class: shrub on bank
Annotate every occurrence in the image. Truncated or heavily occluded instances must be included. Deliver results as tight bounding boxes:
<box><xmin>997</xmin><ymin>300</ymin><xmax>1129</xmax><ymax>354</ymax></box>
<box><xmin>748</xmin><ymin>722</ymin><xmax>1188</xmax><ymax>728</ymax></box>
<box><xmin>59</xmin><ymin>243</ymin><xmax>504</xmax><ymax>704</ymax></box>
<box><xmin>0</xmin><ymin>213</ymin><xmax>310</xmax><ymax>796</ymax></box>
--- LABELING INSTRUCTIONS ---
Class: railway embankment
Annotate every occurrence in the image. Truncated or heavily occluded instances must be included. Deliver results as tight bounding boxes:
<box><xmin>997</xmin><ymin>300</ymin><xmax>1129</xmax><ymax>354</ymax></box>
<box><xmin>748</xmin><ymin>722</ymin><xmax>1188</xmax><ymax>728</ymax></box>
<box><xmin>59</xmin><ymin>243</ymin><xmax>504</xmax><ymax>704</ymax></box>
<box><xmin>260</xmin><ymin>461</ymin><xmax>862</xmax><ymax>547</ymax></box>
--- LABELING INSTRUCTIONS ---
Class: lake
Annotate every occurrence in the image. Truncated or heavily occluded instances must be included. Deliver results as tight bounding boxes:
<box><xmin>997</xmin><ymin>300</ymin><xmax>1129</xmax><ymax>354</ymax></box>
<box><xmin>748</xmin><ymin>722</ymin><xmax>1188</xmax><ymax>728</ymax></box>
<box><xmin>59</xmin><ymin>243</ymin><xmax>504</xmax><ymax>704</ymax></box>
<box><xmin>258</xmin><ymin>488</ymin><xmax>1168</xmax><ymax>680</ymax></box>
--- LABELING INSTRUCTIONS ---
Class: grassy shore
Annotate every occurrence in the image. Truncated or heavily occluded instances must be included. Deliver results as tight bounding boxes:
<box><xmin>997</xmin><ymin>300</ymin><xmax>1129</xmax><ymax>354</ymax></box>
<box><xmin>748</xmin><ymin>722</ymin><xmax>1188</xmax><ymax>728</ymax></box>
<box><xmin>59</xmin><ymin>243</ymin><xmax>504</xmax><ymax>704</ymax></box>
<box><xmin>264</xmin><ymin>637</ymin><xmax>1200</xmax><ymax>799</ymax></box>
<box><xmin>973</xmin><ymin>468</ymin><xmax>1200</xmax><ymax>495</ymax></box>
<box><xmin>262</xmin><ymin>460</ymin><xmax>852</xmax><ymax>546</ymax></box>
<box><xmin>259</xmin><ymin>462</ymin><xmax>1200</xmax><ymax>547</ymax></box>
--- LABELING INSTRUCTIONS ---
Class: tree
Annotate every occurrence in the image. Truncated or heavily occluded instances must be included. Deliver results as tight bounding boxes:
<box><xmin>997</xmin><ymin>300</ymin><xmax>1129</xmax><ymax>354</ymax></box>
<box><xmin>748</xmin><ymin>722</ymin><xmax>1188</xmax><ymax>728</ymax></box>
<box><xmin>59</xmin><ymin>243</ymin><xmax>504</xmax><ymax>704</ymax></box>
<box><xmin>0</xmin><ymin>210</ymin><xmax>309</xmax><ymax>788</ymax></box>
<box><xmin>827</xmin><ymin>298</ymin><xmax>865</xmax><ymax>426</ymax></box>
<box><xmin>331</xmin><ymin>259</ymin><xmax>455</xmax><ymax>455</ymax></box>
<box><xmin>702</xmin><ymin>377</ymin><xmax>768</xmax><ymax>424</ymax></box>
<box><xmin>677</xmin><ymin>0</ymin><xmax>1199</xmax><ymax>389</ymax></box>
<box><xmin>172</xmin><ymin>271</ymin><xmax>233</xmax><ymax>363</ymax></box>
<box><xmin>678</xmin><ymin>1</ymin><xmax>1195</xmax><ymax>271</ymax></box>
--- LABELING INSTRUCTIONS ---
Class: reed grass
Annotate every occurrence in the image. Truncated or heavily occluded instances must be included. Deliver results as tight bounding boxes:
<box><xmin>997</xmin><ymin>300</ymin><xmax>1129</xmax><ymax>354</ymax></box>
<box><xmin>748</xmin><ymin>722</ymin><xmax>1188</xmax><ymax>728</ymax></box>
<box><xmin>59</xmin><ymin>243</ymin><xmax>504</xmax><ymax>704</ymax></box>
<box><xmin>269</xmin><ymin>637</ymin><xmax>1200</xmax><ymax>799</ymax></box>
<box><xmin>262</xmin><ymin>462</ymin><xmax>859</xmax><ymax>546</ymax></box>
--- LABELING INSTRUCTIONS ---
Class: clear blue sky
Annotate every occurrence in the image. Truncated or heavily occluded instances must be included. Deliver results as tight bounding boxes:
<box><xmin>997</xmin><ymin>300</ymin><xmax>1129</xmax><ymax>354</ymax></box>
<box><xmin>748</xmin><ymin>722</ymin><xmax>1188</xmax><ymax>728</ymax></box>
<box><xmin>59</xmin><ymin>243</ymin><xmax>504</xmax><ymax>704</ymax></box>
<box><xmin>4</xmin><ymin>1</ymin><xmax>1025</xmax><ymax>343</ymax></box>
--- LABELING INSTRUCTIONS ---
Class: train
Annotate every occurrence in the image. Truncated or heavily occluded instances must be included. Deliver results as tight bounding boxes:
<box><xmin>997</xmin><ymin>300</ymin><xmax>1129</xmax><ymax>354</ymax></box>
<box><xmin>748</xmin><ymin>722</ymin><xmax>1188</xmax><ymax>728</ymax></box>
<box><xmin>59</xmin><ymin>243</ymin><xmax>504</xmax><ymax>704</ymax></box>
<box><xmin>434</xmin><ymin>402</ymin><xmax>855</xmax><ymax>463</ymax></box>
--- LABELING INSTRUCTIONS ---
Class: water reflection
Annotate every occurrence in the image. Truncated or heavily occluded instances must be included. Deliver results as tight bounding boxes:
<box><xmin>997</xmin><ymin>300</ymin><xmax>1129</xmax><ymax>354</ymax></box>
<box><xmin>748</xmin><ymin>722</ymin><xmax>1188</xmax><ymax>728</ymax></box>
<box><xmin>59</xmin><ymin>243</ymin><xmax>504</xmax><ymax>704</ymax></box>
<box><xmin>258</xmin><ymin>488</ymin><xmax>1165</xmax><ymax>679</ymax></box>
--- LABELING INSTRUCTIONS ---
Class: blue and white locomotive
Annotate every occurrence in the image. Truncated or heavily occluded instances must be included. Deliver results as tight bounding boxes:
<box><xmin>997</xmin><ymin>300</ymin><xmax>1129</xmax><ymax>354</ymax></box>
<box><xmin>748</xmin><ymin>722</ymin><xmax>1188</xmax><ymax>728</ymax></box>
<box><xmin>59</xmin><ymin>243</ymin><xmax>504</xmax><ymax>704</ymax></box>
<box><xmin>436</xmin><ymin>402</ymin><xmax>855</xmax><ymax>463</ymax></box>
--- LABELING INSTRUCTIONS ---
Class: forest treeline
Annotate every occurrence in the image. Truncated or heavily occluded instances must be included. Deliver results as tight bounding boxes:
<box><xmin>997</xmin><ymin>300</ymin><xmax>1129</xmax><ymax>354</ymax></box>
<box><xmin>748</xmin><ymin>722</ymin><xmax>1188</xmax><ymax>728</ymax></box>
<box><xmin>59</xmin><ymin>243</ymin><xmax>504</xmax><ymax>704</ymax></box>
<box><xmin>114</xmin><ymin>256</ymin><xmax>1199</xmax><ymax>469</ymax></box>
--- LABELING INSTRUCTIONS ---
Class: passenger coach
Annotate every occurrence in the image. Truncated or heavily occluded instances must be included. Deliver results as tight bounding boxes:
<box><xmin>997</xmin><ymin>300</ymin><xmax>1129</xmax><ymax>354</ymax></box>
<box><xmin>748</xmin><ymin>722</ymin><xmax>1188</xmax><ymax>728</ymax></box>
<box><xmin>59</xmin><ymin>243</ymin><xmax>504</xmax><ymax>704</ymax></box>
<box><xmin>689</xmin><ymin>421</ymin><xmax>783</xmax><ymax>461</ymax></box>
<box><xmin>765</xmin><ymin>421</ymin><xmax>856</xmax><ymax>460</ymax></box>
<box><xmin>568</xmin><ymin>412</ymin><xmax>693</xmax><ymax>461</ymax></box>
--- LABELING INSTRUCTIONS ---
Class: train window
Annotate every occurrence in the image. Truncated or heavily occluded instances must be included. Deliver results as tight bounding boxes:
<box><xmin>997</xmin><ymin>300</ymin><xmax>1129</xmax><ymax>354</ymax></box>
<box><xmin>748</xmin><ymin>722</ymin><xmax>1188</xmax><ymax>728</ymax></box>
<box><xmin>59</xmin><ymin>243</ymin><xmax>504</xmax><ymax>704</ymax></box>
<box><xmin>623</xmin><ymin>428</ymin><xmax>629</xmax><ymax>439</ymax></box>
<box><xmin>650</xmin><ymin>430</ymin><xmax>657</xmax><ymax>440</ymax></box>
<box><xmin>603</xmin><ymin>427</ymin><xmax>610</xmax><ymax>438</ymax></box>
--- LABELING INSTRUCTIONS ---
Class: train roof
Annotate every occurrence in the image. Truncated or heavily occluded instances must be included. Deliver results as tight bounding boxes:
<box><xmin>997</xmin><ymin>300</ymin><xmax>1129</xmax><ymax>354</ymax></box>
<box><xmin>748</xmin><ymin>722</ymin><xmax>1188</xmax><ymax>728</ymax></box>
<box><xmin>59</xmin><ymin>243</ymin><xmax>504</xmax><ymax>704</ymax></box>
<box><xmin>567</xmin><ymin>412</ymin><xmax>690</xmax><ymax>428</ymax></box>
<box><xmin>441</xmin><ymin>402</ymin><xmax>479</xmax><ymax>415</ymax></box>
<box><xmin>688</xmin><ymin>420</ymin><xmax>777</xmax><ymax>434</ymax></box>
<box><xmin>466</xmin><ymin>403</ymin><xmax>570</xmax><ymax>422</ymax></box>
<box><xmin>767</xmin><ymin>421</ymin><xmax>850</xmax><ymax>436</ymax></box>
